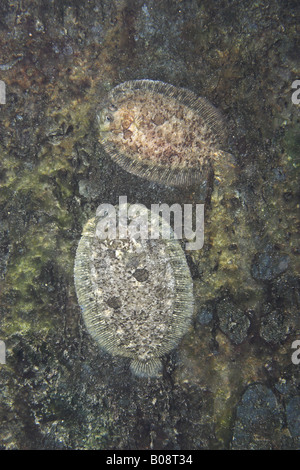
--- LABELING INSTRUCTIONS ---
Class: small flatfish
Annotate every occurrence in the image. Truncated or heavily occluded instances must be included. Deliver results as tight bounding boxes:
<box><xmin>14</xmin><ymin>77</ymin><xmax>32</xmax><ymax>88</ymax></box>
<box><xmin>74</xmin><ymin>205</ymin><xmax>194</xmax><ymax>377</ymax></box>
<box><xmin>97</xmin><ymin>79</ymin><xmax>227</xmax><ymax>186</ymax></box>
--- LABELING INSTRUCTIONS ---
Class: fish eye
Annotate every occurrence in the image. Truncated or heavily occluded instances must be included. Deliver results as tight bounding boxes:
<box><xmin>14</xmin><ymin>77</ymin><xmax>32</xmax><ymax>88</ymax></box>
<box><xmin>109</xmin><ymin>104</ymin><xmax>117</xmax><ymax>111</ymax></box>
<box><xmin>105</xmin><ymin>114</ymin><xmax>114</xmax><ymax>122</ymax></box>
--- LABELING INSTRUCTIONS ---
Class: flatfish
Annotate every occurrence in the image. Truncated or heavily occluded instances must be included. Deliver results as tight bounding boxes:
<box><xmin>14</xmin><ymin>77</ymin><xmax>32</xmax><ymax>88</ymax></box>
<box><xmin>97</xmin><ymin>79</ymin><xmax>227</xmax><ymax>186</ymax></box>
<box><xmin>74</xmin><ymin>205</ymin><xmax>194</xmax><ymax>377</ymax></box>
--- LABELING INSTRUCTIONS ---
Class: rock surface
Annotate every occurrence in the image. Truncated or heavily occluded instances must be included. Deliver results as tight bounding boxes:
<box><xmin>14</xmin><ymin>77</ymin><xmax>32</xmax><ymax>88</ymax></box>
<box><xmin>0</xmin><ymin>0</ymin><xmax>299</xmax><ymax>450</ymax></box>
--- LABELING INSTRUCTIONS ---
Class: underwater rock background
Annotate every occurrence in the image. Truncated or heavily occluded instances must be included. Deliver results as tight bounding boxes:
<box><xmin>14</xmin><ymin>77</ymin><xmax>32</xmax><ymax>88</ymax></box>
<box><xmin>0</xmin><ymin>0</ymin><xmax>299</xmax><ymax>449</ymax></box>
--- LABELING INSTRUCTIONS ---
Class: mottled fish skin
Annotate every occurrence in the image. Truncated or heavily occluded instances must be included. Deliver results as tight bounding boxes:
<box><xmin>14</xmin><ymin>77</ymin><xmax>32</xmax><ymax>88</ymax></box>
<box><xmin>97</xmin><ymin>79</ymin><xmax>227</xmax><ymax>186</ymax></box>
<box><xmin>74</xmin><ymin>206</ymin><xmax>194</xmax><ymax>378</ymax></box>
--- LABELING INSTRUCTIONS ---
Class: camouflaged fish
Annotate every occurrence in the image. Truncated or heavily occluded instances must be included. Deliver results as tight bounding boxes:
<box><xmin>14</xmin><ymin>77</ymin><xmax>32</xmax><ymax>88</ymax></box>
<box><xmin>74</xmin><ymin>205</ymin><xmax>194</xmax><ymax>377</ymax></box>
<box><xmin>97</xmin><ymin>79</ymin><xmax>227</xmax><ymax>186</ymax></box>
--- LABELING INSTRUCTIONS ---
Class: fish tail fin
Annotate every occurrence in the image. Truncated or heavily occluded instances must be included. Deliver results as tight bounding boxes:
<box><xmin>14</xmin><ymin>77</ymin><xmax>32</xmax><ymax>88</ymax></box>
<box><xmin>130</xmin><ymin>357</ymin><xmax>163</xmax><ymax>378</ymax></box>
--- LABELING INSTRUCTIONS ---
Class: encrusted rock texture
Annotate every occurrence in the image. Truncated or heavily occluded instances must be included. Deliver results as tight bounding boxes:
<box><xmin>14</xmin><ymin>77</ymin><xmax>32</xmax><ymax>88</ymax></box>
<box><xmin>0</xmin><ymin>0</ymin><xmax>299</xmax><ymax>450</ymax></box>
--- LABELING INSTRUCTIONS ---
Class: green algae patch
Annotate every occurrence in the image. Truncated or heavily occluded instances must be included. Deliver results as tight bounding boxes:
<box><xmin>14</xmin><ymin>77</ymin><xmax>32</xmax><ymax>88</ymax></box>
<box><xmin>284</xmin><ymin>126</ymin><xmax>300</xmax><ymax>164</ymax></box>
